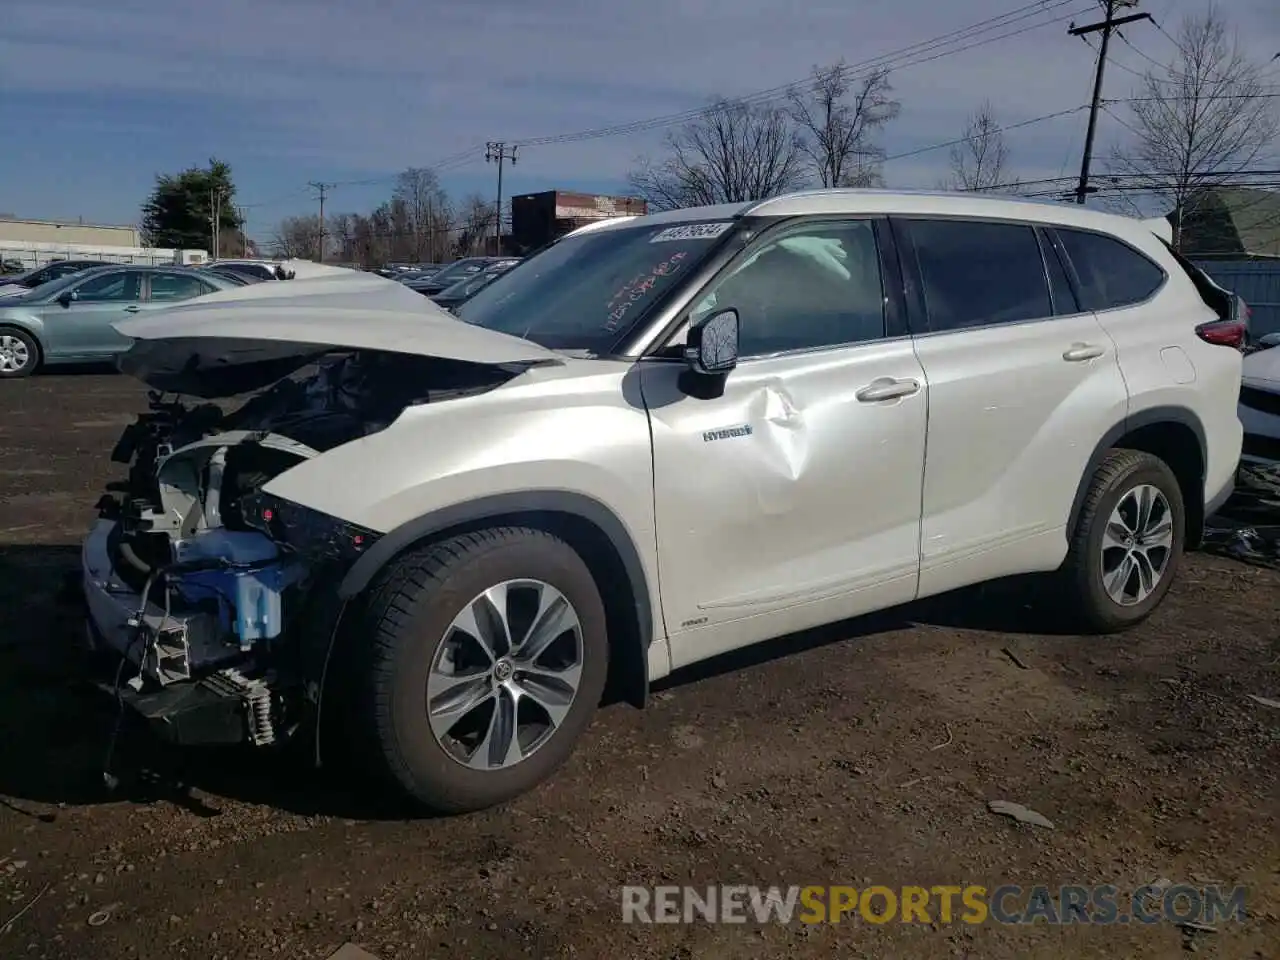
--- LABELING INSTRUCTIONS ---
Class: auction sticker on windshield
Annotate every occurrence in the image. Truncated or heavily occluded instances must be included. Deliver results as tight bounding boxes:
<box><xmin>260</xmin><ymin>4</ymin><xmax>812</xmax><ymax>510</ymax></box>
<box><xmin>650</xmin><ymin>223</ymin><xmax>732</xmax><ymax>243</ymax></box>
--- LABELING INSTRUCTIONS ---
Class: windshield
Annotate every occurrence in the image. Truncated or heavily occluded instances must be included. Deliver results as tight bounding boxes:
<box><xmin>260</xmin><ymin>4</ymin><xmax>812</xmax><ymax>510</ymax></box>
<box><xmin>441</xmin><ymin>271</ymin><xmax>499</xmax><ymax>300</ymax></box>
<box><xmin>429</xmin><ymin>258</ymin><xmax>489</xmax><ymax>286</ymax></box>
<box><xmin>0</xmin><ymin>269</ymin><xmax>37</xmax><ymax>288</ymax></box>
<box><xmin>456</xmin><ymin>220</ymin><xmax>736</xmax><ymax>352</ymax></box>
<box><xmin>9</xmin><ymin>271</ymin><xmax>93</xmax><ymax>302</ymax></box>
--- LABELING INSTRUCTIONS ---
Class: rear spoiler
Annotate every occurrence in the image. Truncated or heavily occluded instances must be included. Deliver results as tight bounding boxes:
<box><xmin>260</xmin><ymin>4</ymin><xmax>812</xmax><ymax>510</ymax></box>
<box><xmin>1142</xmin><ymin>217</ymin><xmax>1174</xmax><ymax>244</ymax></box>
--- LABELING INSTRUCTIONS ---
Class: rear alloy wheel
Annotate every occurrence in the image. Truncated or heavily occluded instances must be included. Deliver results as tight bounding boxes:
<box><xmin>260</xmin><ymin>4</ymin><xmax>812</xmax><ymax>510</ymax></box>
<box><xmin>355</xmin><ymin>527</ymin><xmax>609</xmax><ymax>813</ymax></box>
<box><xmin>1099</xmin><ymin>483</ymin><xmax>1175</xmax><ymax>608</ymax></box>
<box><xmin>1060</xmin><ymin>448</ymin><xmax>1185</xmax><ymax>633</ymax></box>
<box><xmin>0</xmin><ymin>328</ymin><xmax>38</xmax><ymax>378</ymax></box>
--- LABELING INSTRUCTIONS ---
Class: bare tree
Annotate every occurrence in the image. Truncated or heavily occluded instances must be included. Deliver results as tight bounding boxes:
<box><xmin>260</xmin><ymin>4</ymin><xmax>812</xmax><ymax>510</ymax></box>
<box><xmin>271</xmin><ymin>215</ymin><xmax>322</xmax><ymax>260</ymax></box>
<box><xmin>1108</xmin><ymin>4</ymin><xmax>1280</xmax><ymax>246</ymax></box>
<box><xmin>628</xmin><ymin>98</ymin><xmax>809</xmax><ymax>210</ymax></box>
<box><xmin>454</xmin><ymin>194</ymin><xmax>496</xmax><ymax>256</ymax></box>
<box><xmin>393</xmin><ymin>167</ymin><xmax>453</xmax><ymax>262</ymax></box>
<box><xmin>945</xmin><ymin>102</ymin><xmax>1017</xmax><ymax>192</ymax></box>
<box><xmin>788</xmin><ymin>63</ymin><xmax>900</xmax><ymax>187</ymax></box>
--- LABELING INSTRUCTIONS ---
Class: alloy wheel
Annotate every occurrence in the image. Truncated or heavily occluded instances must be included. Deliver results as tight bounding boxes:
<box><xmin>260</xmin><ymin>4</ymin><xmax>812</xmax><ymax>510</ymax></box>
<box><xmin>0</xmin><ymin>334</ymin><xmax>31</xmax><ymax>374</ymax></box>
<box><xmin>427</xmin><ymin>579</ymin><xmax>584</xmax><ymax>770</ymax></box>
<box><xmin>1100</xmin><ymin>483</ymin><xmax>1174</xmax><ymax>606</ymax></box>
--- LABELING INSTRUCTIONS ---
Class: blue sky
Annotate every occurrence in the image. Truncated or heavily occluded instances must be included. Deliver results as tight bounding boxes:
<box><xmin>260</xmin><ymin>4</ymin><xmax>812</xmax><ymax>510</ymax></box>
<box><xmin>1</xmin><ymin>0</ymin><xmax>1276</xmax><ymax>247</ymax></box>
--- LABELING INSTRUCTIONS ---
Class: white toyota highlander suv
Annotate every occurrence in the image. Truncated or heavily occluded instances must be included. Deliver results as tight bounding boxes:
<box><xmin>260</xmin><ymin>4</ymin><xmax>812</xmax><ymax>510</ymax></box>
<box><xmin>81</xmin><ymin>190</ymin><xmax>1244</xmax><ymax>813</ymax></box>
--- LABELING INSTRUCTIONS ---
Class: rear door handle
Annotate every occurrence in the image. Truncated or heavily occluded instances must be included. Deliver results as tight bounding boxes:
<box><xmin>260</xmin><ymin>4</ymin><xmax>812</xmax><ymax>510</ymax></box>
<box><xmin>123</xmin><ymin>305</ymin><xmax>141</xmax><ymax>313</ymax></box>
<box><xmin>856</xmin><ymin>377</ymin><xmax>921</xmax><ymax>402</ymax></box>
<box><xmin>1062</xmin><ymin>342</ymin><xmax>1104</xmax><ymax>362</ymax></box>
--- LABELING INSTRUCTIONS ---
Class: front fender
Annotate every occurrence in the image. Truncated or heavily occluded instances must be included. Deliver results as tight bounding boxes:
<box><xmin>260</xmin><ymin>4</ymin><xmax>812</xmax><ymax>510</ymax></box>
<box><xmin>0</xmin><ymin>313</ymin><xmax>46</xmax><ymax>346</ymax></box>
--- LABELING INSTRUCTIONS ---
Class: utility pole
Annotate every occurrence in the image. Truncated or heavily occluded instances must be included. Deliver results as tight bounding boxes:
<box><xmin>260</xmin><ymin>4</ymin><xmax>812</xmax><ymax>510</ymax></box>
<box><xmin>209</xmin><ymin>187</ymin><xmax>226</xmax><ymax>259</ymax></box>
<box><xmin>307</xmin><ymin>181</ymin><xmax>335</xmax><ymax>262</ymax></box>
<box><xmin>1070</xmin><ymin>0</ymin><xmax>1151</xmax><ymax>204</ymax></box>
<box><xmin>485</xmin><ymin>142</ymin><xmax>518</xmax><ymax>254</ymax></box>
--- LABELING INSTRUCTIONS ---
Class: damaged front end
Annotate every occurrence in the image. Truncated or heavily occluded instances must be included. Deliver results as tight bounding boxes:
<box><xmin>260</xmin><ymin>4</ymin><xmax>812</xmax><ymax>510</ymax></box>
<box><xmin>83</xmin><ymin>345</ymin><xmax>517</xmax><ymax>749</ymax></box>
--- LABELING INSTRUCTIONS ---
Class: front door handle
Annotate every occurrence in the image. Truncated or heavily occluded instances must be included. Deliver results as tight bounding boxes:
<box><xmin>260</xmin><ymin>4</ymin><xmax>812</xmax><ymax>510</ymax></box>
<box><xmin>856</xmin><ymin>377</ymin><xmax>921</xmax><ymax>402</ymax></box>
<box><xmin>1062</xmin><ymin>342</ymin><xmax>1104</xmax><ymax>362</ymax></box>
<box><xmin>123</xmin><ymin>305</ymin><xmax>141</xmax><ymax>313</ymax></box>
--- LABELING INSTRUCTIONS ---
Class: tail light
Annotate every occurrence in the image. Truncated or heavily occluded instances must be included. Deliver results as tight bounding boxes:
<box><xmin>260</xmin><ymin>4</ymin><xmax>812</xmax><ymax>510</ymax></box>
<box><xmin>1196</xmin><ymin>319</ymin><xmax>1247</xmax><ymax>350</ymax></box>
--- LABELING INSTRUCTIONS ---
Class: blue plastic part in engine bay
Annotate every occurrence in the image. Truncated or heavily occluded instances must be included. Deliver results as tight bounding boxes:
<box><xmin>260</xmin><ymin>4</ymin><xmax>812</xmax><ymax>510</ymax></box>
<box><xmin>172</xmin><ymin>530</ymin><xmax>304</xmax><ymax>645</ymax></box>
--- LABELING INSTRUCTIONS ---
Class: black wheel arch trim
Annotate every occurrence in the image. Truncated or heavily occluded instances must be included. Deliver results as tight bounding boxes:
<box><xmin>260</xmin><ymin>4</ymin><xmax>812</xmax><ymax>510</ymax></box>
<box><xmin>337</xmin><ymin>491</ymin><xmax>656</xmax><ymax>697</ymax></box>
<box><xmin>303</xmin><ymin>494</ymin><xmax>659</xmax><ymax>767</ymax></box>
<box><xmin>1067</xmin><ymin>405</ymin><xmax>1208</xmax><ymax>537</ymax></box>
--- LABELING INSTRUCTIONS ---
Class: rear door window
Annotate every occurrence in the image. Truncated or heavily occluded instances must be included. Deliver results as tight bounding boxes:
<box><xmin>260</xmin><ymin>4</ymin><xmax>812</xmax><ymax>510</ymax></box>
<box><xmin>74</xmin><ymin>271</ymin><xmax>142</xmax><ymax>302</ymax></box>
<box><xmin>1056</xmin><ymin>228</ymin><xmax>1165</xmax><ymax>311</ymax></box>
<box><xmin>901</xmin><ymin>219</ymin><xmax>1052</xmax><ymax>332</ymax></box>
<box><xmin>149</xmin><ymin>273</ymin><xmax>215</xmax><ymax>302</ymax></box>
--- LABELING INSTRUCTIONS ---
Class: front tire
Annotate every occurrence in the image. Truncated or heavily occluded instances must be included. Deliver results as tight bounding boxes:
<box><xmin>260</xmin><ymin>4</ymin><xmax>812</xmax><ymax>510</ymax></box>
<box><xmin>354</xmin><ymin>527</ymin><xmax>609</xmax><ymax>814</ymax></box>
<box><xmin>0</xmin><ymin>327</ymin><xmax>39</xmax><ymax>378</ymax></box>
<box><xmin>1060</xmin><ymin>449</ymin><xmax>1185</xmax><ymax>633</ymax></box>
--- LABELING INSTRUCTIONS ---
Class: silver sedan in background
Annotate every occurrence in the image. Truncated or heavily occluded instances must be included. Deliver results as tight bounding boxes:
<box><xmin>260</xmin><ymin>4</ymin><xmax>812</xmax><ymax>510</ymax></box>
<box><xmin>0</xmin><ymin>265</ymin><xmax>237</xmax><ymax>377</ymax></box>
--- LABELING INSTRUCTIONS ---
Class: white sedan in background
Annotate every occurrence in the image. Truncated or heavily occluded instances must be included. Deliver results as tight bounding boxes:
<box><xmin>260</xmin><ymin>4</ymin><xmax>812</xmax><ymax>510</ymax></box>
<box><xmin>1240</xmin><ymin>335</ymin><xmax>1280</xmax><ymax>461</ymax></box>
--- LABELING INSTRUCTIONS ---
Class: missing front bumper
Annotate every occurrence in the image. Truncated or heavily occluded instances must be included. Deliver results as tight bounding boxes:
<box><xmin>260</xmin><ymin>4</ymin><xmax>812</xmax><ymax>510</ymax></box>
<box><xmin>96</xmin><ymin>673</ymin><xmax>253</xmax><ymax>746</ymax></box>
<box><xmin>85</xmin><ymin>613</ymin><xmax>282</xmax><ymax>747</ymax></box>
<box><xmin>81</xmin><ymin>519</ymin><xmax>291</xmax><ymax>748</ymax></box>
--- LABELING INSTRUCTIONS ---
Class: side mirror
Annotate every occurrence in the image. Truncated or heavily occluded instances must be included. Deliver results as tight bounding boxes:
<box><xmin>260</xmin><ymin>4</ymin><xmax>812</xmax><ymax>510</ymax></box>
<box><xmin>57</xmin><ymin>290</ymin><xmax>77</xmax><ymax>307</ymax></box>
<box><xmin>684</xmin><ymin>308</ymin><xmax>739</xmax><ymax>375</ymax></box>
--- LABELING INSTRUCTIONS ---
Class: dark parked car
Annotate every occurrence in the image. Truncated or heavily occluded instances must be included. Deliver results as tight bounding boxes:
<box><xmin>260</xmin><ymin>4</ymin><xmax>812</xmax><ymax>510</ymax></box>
<box><xmin>430</xmin><ymin>260</ymin><xmax>520</xmax><ymax>311</ymax></box>
<box><xmin>198</xmin><ymin>267</ymin><xmax>256</xmax><ymax>286</ymax></box>
<box><xmin>207</xmin><ymin>260</ymin><xmax>286</xmax><ymax>282</ymax></box>
<box><xmin>406</xmin><ymin>257</ymin><xmax>517</xmax><ymax>296</ymax></box>
<box><xmin>0</xmin><ymin>259</ymin><xmax>112</xmax><ymax>299</ymax></box>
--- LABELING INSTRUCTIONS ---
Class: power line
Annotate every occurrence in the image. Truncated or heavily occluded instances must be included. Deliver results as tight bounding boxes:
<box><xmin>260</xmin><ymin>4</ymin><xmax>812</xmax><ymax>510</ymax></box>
<box><xmin>1070</xmin><ymin>0</ymin><xmax>1153</xmax><ymax>203</ymax></box>
<box><xmin>241</xmin><ymin>0</ymin><xmax>1091</xmax><ymax>207</ymax></box>
<box><xmin>980</xmin><ymin>168</ymin><xmax>1280</xmax><ymax>189</ymax></box>
<box><xmin>1148</xmin><ymin>16</ymin><xmax>1280</xmax><ymax>85</ymax></box>
<box><xmin>1083</xmin><ymin>32</ymin><xmax>1153</xmax><ymax>80</ymax></box>
<box><xmin>885</xmin><ymin>106</ymin><xmax>1088</xmax><ymax>162</ymax></box>
<box><xmin>1099</xmin><ymin>102</ymin><xmax>1145</xmax><ymax>138</ymax></box>
<box><xmin>485</xmin><ymin>142</ymin><xmax>517</xmax><ymax>252</ymax></box>
<box><xmin>1110</xmin><ymin>90</ymin><xmax>1280</xmax><ymax>103</ymax></box>
<box><xmin>307</xmin><ymin>181</ymin><xmax>335</xmax><ymax>262</ymax></box>
<box><xmin>518</xmin><ymin>0</ymin><xmax>1090</xmax><ymax>147</ymax></box>
<box><xmin>1114</xmin><ymin>28</ymin><xmax>1170</xmax><ymax>74</ymax></box>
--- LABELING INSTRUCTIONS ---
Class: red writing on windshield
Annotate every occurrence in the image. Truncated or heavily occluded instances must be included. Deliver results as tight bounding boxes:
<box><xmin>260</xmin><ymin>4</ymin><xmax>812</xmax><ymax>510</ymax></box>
<box><xmin>604</xmin><ymin>250</ymin><xmax>688</xmax><ymax>331</ymax></box>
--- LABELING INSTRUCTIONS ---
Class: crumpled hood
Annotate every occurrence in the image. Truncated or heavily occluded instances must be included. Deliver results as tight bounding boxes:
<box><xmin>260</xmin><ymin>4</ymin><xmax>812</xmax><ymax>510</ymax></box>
<box><xmin>111</xmin><ymin>271</ymin><xmax>562</xmax><ymax>397</ymax></box>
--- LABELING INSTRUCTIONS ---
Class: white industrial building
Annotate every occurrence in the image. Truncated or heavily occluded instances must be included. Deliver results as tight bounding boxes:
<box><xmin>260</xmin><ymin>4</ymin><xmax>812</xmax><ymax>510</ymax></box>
<box><xmin>0</xmin><ymin>217</ymin><xmax>207</xmax><ymax>269</ymax></box>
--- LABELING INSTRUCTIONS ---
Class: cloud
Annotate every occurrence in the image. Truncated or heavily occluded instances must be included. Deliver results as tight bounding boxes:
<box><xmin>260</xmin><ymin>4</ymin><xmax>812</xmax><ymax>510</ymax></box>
<box><xmin>2</xmin><ymin>0</ymin><xmax>1277</xmax><ymax>221</ymax></box>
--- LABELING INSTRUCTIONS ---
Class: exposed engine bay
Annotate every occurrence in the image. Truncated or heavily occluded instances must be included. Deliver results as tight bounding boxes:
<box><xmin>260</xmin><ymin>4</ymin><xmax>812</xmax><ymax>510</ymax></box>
<box><xmin>83</xmin><ymin>349</ymin><xmax>516</xmax><ymax>749</ymax></box>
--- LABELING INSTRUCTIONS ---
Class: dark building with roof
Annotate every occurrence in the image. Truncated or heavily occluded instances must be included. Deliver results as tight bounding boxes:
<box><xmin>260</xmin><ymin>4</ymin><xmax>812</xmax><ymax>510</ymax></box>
<box><xmin>509</xmin><ymin>191</ymin><xmax>647</xmax><ymax>253</ymax></box>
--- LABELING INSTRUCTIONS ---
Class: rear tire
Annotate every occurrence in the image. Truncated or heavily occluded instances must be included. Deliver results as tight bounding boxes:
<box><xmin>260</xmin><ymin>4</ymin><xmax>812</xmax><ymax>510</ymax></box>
<box><xmin>1059</xmin><ymin>448</ymin><xmax>1185</xmax><ymax>633</ymax></box>
<box><xmin>351</xmin><ymin>527</ymin><xmax>609</xmax><ymax>814</ymax></box>
<box><xmin>0</xmin><ymin>327</ymin><xmax>39</xmax><ymax>378</ymax></box>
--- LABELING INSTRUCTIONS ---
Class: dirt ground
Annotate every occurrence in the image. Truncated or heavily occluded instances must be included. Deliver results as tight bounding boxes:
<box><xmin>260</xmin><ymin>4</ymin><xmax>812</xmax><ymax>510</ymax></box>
<box><xmin>0</xmin><ymin>370</ymin><xmax>1277</xmax><ymax>960</ymax></box>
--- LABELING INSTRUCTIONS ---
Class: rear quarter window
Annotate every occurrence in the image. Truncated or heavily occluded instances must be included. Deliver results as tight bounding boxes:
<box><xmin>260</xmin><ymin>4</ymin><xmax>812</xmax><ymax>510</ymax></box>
<box><xmin>1056</xmin><ymin>228</ymin><xmax>1165</xmax><ymax>311</ymax></box>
